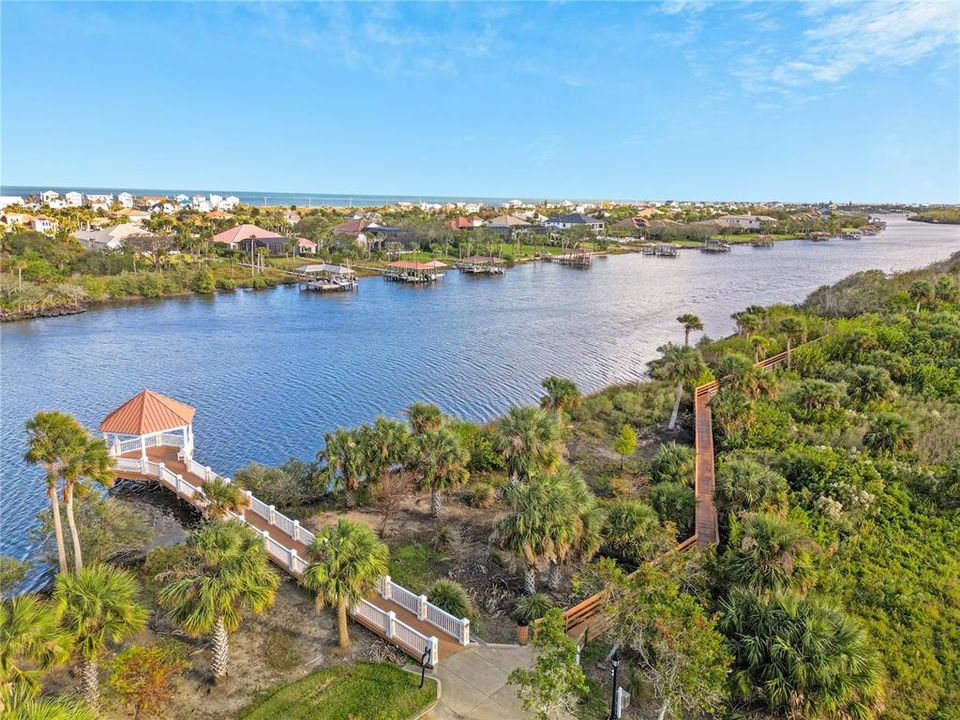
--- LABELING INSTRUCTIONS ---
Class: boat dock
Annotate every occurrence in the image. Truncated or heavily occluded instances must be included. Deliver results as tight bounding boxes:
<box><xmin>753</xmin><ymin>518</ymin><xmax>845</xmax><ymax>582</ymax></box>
<box><xmin>455</xmin><ymin>255</ymin><xmax>505</xmax><ymax>275</ymax></box>
<box><xmin>100</xmin><ymin>390</ymin><xmax>469</xmax><ymax>666</ymax></box>
<box><xmin>551</xmin><ymin>248</ymin><xmax>593</xmax><ymax>267</ymax></box>
<box><xmin>702</xmin><ymin>239</ymin><xmax>731</xmax><ymax>253</ymax></box>
<box><xmin>296</xmin><ymin>263</ymin><xmax>358</xmax><ymax>292</ymax></box>
<box><xmin>751</xmin><ymin>234</ymin><xmax>775</xmax><ymax>248</ymax></box>
<box><xmin>383</xmin><ymin>260</ymin><xmax>448</xmax><ymax>283</ymax></box>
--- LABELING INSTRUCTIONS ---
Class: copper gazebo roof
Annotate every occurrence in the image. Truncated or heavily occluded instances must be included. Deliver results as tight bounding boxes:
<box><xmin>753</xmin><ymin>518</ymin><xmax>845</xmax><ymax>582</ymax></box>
<box><xmin>99</xmin><ymin>390</ymin><xmax>196</xmax><ymax>435</ymax></box>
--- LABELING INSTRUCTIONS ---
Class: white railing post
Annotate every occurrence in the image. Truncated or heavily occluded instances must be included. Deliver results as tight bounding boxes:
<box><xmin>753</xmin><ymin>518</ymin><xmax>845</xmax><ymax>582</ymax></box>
<box><xmin>381</xmin><ymin>575</ymin><xmax>392</xmax><ymax>600</ymax></box>
<box><xmin>417</xmin><ymin>594</ymin><xmax>428</xmax><ymax>621</ymax></box>
<box><xmin>429</xmin><ymin>637</ymin><xmax>439</xmax><ymax>666</ymax></box>
<box><xmin>176</xmin><ymin>474</ymin><xmax>183</xmax><ymax>494</ymax></box>
<box><xmin>261</xmin><ymin>529</ymin><xmax>270</xmax><ymax>551</ymax></box>
<box><xmin>387</xmin><ymin>611</ymin><xmax>397</xmax><ymax>639</ymax></box>
<box><xmin>157</xmin><ymin>462</ymin><xmax>165</xmax><ymax>481</ymax></box>
<box><xmin>246</xmin><ymin>490</ymin><xmax>254</xmax><ymax>509</ymax></box>
<box><xmin>292</xmin><ymin>520</ymin><xmax>301</xmax><ymax>542</ymax></box>
<box><xmin>206</xmin><ymin>466</ymin><xmax>213</xmax><ymax>482</ymax></box>
<box><xmin>268</xmin><ymin>505</ymin><xmax>277</xmax><ymax>525</ymax></box>
<box><xmin>288</xmin><ymin>548</ymin><xmax>298</xmax><ymax>572</ymax></box>
<box><xmin>460</xmin><ymin>619</ymin><xmax>470</xmax><ymax>646</ymax></box>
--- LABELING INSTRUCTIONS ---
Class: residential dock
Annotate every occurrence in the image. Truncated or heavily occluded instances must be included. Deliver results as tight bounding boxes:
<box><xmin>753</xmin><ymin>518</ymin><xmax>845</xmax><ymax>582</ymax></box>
<box><xmin>751</xmin><ymin>234</ymin><xmax>775</xmax><ymax>247</ymax></box>
<box><xmin>455</xmin><ymin>255</ymin><xmax>505</xmax><ymax>275</ymax></box>
<box><xmin>551</xmin><ymin>248</ymin><xmax>593</xmax><ymax>267</ymax></box>
<box><xmin>383</xmin><ymin>260</ymin><xmax>448</xmax><ymax>283</ymax></box>
<box><xmin>701</xmin><ymin>239</ymin><xmax>731</xmax><ymax>253</ymax></box>
<box><xmin>296</xmin><ymin>263</ymin><xmax>358</xmax><ymax>292</ymax></box>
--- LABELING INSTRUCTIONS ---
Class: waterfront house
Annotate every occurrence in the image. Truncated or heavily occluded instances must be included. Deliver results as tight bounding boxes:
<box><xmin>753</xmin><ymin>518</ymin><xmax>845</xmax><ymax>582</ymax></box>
<box><xmin>1</xmin><ymin>212</ymin><xmax>34</xmax><ymax>229</ymax></box>
<box><xmin>334</xmin><ymin>217</ymin><xmax>383</xmax><ymax>248</ymax></box>
<box><xmin>296</xmin><ymin>238</ymin><xmax>318</xmax><ymax>255</ymax></box>
<box><xmin>213</xmin><ymin>223</ymin><xmax>288</xmax><ymax>253</ymax></box>
<box><xmin>447</xmin><ymin>216</ymin><xmax>482</xmax><ymax>230</ymax></box>
<box><xmin>611</xmin><ymin>217</ymin><xmax>650</xmax><ymax>232</ymax></box>
<box><xmin>209</xmin><ymin>194</ymin><xmax>223</xmax><ymax>208</ymax></box>
<box><xmin>175</xmin><ymin>194</ymin><xmax>190</xmax><ymax>207</ymax></box>
<box><xmin>545</xmin><ymin>212</ymin><xmax>603</xmax><ymax>233</ymax></box>
<box><xmin>65</xmin><ymin>191</ymin><xmax>84</xmax><ymax>207</ymax></box>
<box><xmin>117</xmin><ymin>192</ymin><xmax>135</xmax><ymax>208</ymax></box>
<box><xmin>487</xmin><ymin>215</ymin><xmax>539</xmax><ymax>238</ymax></box>
<box><xmin>73</xmin><ymin>223</ymin><xmax>155</xmax><ymax>251</ymax></box>
<box><xmin>713</xmin><ymin>214</ymin><xmax>776</xmax><ymax>231</ymax></box>
<box><xmin>87</xmin><ymin>198</ymin><xmax>110</xmax><ymax>212</ymax></box>
<box><xmin>40</xmin><ymin>190</ymin><xmax>60</xmax><ymax>205</ymax></box>
<box><xmin>221</xmin><ymin>195</ymin><xmax>240</xmax><ymax>210</ymax></box>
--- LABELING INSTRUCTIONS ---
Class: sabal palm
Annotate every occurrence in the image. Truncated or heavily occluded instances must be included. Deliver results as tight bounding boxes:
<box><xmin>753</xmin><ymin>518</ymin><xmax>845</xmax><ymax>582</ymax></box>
<box><xmin>0</xmin><ymin>595</ymin><xmax>71</xmax><ymax>699</ymax></box>
<box><xmin>863</xmin><ymin>412</ymin><xmax>913</xmax><ymax>455</ymax></box>
<box><xmin>719</xmin><ymin>588</ymin><xmax>883</xmax><ymax>719</ymax></box>
<box><xmin>539</xmin><ymin>376</ymin><xmax>581</xmax><ymax>418</ymax></box>
<box><xmin>300</xmin><ymin>518</ymin><xmax>389</xmax><ymax>648</ymax></box>
<box><xmin>493</xmin><ymin>406</ymin><xmax>563</xmax><ymax>481</ymax></box>
<box><xmin>649</xmin><ymin>343</ymin><xmax>707</xmax><ymax>430</ymax></box>
<box><xmin>361</xmin><ymin>417</ymin><xmax>412</xmax><ymax>482</ymax></box>
<box><xmin>60</xmin><ymin>437</ymin><xmax>114</xmax><ymax>571</ymax></box>
<box><xmin>779</xmin><ymin>317</ymin><xmax>806</xmax><ymax>369</ymax></box>
<box><xmin>2</xmin><ymin>685</ymin><xmax>101</xmax><ymax>720</ymax></box>
<box><xmin>677</xmin><ymin>313</ymin><xmax>703</xmax><ymax>346</ymax></box>
<box><xmin>157</xmin><ymin>521</ymin><xmax>278</xmax><ymax>682</ymax></box>
<box><xmin>24</xmin><ymin>412</ymin><xmax>87</xmax><ymax>574</ymax></box>
<box><xmin>319</xmin><ymin>428</ymin><xmax>366</xmax><ymax>502</ymax></box>
<box><xmin>195</xmin><ymin>477</ymin><xmax>249</xmax><ymax>519</ymax></box>
<box><xmin>53</xmin><ymin>564</ymin><xmax>148</xmax><ymax>707</ymax></box>
<box><xmin>417</xmin><ymin>428</ymin><xmax>470</xmax><ymax>518</ymax></box>
<box><xmin>722</xmin><ymin>513</ymin><xmax>813</xmax><ymax>594</ymax></box>
<box><xmin>406</xmin><ymin>402</ymin><xmax>443</xmax><ymax>436</ymax></box>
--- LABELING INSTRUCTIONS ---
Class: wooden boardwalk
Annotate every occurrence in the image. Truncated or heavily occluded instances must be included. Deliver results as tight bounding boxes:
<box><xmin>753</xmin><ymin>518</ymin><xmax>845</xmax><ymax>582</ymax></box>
<box><xmin>115</xmin><ymin>446</ymin><xmax>464</xmax><ymax>664</ymax></box>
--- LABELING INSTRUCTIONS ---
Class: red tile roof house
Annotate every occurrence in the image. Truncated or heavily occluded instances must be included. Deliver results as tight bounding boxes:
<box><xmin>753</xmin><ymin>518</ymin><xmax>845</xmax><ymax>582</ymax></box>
<box><xmin>447</xmin><ymin>216</ymin><xmax>482</xmax><ymax>230</ymax></box>
<box><xmin>333</xmin><ymin>218</ymin><xmax>381</xmax><ymax>249</ymax></box>
<box><xmin>212</xmin><ymin>224</ymin><xmax>288</xmax><ymax>252</ymax></box>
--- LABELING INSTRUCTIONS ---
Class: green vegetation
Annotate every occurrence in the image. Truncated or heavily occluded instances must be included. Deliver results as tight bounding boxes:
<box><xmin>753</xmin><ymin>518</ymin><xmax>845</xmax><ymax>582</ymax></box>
<box><xmin>909</xmin><ymin>207</ymin><xmax>960</xmax><ymax>224</ymax></box>
<box><xmin>241</xmin><ymin>662</ymin><xmax>437</xmax><ymax>720</ymax></box>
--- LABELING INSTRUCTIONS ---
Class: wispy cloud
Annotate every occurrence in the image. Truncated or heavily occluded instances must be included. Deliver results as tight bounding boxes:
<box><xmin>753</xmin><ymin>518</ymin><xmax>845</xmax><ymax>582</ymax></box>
<box><xmin>739</xmin><ymin>1</ymin><xmax>959</xmax><ymax>94</ymax></box>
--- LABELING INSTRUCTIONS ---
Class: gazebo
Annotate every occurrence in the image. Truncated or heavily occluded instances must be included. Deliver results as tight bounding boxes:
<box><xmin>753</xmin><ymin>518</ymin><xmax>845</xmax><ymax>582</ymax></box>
<box><xmin>99</xmin><ymin>389</ymin><xmax>196</xmax><ymax>462</ymax></box>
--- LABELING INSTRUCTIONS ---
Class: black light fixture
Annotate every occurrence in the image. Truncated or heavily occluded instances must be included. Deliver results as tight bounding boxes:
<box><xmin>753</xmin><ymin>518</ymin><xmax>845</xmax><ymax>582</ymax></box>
<box><xmin>608</xmin><ymin>654</ymin><xmax>622</xmax><ymax>720</ymax></box>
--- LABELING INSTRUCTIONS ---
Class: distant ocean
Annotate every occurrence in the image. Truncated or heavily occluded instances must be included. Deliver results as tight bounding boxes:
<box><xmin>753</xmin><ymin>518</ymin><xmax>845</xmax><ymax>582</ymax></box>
<box><xmin>0</xmin><ymin>185</ymin><xmax>583</xmax><ymax>208</ymax></box>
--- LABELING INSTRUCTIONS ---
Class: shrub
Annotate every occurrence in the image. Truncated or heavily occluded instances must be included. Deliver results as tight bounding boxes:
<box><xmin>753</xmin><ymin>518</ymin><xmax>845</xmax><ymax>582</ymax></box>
<box><xmin>191</xmin><ymin>267</ymin><xmax>216</xmax><ymax>293</ymax></box>
<box><xmin>650</xmin><ymin>442</ymin><xmax>695</xmax><ymax>485</ymax></box>
<box><xmin>109</xmin><ymin>642</ymin><xmax>189</xmax><ymax>720</ymax></box>
<box><xmin>466</xmin><ymin>481</ymin><xmax>495</xmax><ymax>509</ymax></box>
<box><xmin>715</xmin><ymin>456</ymin><xmax>789</xmax><ymax>518</ymax></box>
<box><xmin>600</xmin><ymin>500</ymin><xmax>674</xmax><ymax>567</ymax></box>
<box><xmin>514</xmin><ymin>593</ymin><xmax>554</xmax><ymax>625</ymax></box>
<box><xmin>215</xmin><ymin>277</ymin><xmax>237</xmax><ymax>291</ymax></box>
<box><xmin>649</xmin><ymin>481</ymin><xmax>696</xmax><ymax>536</ymax></box>
<box><xmin>427</xmin><ymin>579</ymin><xmax>473</xmax><ymax>619</ymax></box>
<box><xmin>234</xmin><ymin>459</ymin><xmax>318</xmax><ymax>510</ymax></box>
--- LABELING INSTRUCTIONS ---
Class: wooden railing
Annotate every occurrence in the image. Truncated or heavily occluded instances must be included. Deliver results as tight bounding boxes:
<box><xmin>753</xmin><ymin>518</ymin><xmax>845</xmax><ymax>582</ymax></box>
<box><xmin>548</xmin><ymin>339</ymin><xmax>816</xmax><ymax>638</ymax></box>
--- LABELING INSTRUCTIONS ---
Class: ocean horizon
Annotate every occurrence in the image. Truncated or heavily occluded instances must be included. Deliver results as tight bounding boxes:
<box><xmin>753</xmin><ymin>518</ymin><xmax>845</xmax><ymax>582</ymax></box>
<box><xmin>0</xmin><ymin>184</ymin><xmax>613</xmax><ymax>208</ymax></box>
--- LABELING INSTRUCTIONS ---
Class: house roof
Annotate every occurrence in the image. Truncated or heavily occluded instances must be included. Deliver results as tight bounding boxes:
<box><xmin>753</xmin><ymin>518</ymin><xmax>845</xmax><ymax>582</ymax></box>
<box><xmin>334</xmin><ymin>218</ymin><xmax>376</xmax><ymax>235</ymax></box>
<box><xmin>546</xmin><ymin>213</ymin><xmax>601</xmax><ymax>225</ymax></box>
<box><xmin>461</xmin><ymin>256</ymin><xmax>504</xmax><ymax>263</ymax></box>
<box><xmin>448</xmin><ymin>216</ymin><xmax>476</xmax><ymax>230</ymax></box>
<box><xmin>99</xmin><ymin>390</ymin><xmax>196</xmax><ymax>435</ymax></box>
<box><xmin>212</xmin><ymin>224</ymin><xmax>283</xmax><ymax>245</ymax></box>
<box><xmin>487</xmin><ymin>215</ymin><xmax>531</xmax><ymax>227</ymax></box>
<box><xmin>612</xmin><ymin>217</ymin><xmax>649</xmax><ymax>230</ymax></box>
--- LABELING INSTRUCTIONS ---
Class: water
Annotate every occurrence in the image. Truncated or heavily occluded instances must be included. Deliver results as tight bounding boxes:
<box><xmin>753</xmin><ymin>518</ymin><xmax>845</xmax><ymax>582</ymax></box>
<box><xmin>2</xmin><ymin>215</ymin><xmax>958</xmax><ymax>585</ymax></box>
<box><xmin>1</xmin><ymin>184</ymin><xmax>553</xmax><ymax>208</ymax></box>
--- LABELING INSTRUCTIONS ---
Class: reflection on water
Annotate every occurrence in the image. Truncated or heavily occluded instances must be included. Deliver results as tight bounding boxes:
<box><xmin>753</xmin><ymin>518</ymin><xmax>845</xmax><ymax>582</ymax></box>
<box><xmin>2</xmin><ymin>215</ymin><xmax>958</xmax><ymax>579</ymax></box>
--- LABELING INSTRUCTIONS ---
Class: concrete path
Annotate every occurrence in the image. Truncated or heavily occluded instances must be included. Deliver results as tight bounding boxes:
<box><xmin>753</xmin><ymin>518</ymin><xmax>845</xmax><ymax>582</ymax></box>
<box><xmin>424</xmin><ymin>644</ymin><xmax>534</xmax><ymax>720</ymax></box>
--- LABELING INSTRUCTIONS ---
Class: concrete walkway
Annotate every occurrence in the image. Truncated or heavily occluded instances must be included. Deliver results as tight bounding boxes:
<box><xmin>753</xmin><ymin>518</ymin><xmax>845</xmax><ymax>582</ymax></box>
<box><xmin>425</xmin><ymin>644</ymin><xmax>535</xmax><ymax>720</ymax></box>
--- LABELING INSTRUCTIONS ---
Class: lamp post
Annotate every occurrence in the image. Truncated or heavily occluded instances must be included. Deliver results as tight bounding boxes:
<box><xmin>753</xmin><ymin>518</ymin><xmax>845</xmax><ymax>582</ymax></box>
<box><xmin>608</xmin><ymin>654</ymin><xmax>622</xmax><ymax>720</ymax></box>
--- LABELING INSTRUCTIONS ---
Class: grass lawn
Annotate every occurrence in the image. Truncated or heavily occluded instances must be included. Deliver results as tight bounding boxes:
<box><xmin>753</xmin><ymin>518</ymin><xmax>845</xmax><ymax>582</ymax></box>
<box><xmin>388</xmin><ymin>541</ymin><xmax>443</xmax><ymax>591</ymax></box>
<box><xmin>242</xmin><ymin>662</ymin><xmax>437</xmax><ymax>720</ymax></box>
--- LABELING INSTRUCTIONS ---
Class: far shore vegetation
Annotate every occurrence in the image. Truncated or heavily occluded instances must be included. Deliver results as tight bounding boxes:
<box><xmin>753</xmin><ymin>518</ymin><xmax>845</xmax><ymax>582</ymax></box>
<box><xmin>1</xmin><ymin>196</ymin><xmax>874</xmax><ymax>321</ymax></box>
<box><xmin>2</xmin><ymin>252</ymin><xmax>958</xmax><ymax>719</ymax></box>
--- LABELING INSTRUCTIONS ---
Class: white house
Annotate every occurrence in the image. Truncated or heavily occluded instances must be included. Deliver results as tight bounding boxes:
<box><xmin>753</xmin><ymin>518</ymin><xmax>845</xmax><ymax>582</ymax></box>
<box><xmin>209</xmin><ymin>194</ymin><xmax>223</xmax><ymax>208</ymax></box>
<box><xmin>117</xmin><ymin>192</ymin><xmax>135</xmax><ymax>208</ymax></box>
<box><xmin>65</xmin><ymin>191</ymin><xmax>83</xmax><ymax>207</ymax></box>
<box><xmin>175</xmin><ymin>194</ymin><xmax>190</xmax><ymax>207</ymax></box>
<box><xmin>47</xmin><ymin>198</ymin><xmax>67</xmax><ymax>210</ymax></box>
<box><xmin>40</xmin><ymin>190</ymin><xmax>60</xmax><ymax>205</ymax></box>
<box><xmin>87</xmin><ymin>198</ymin><xmax>110</xmax><ymax>212</ymax></box>
<box><xmin>1</xmin><ymin>212</ymin><xmax>33</xmax><ymax>228</ymax></box>
<box><xmin>29</xmin><ymin>216</ymin><xmax>57</xmax><ymax>234</ymax></box>
<box><xmin>544</xmin><ymin>212</ymin><xmax>604</xmax><ymax>233</ymax></box>
<box><xmin>73</xmin><ymin>222</ymin><xmax>154</xmax><ymax>251</ymax></box>
<box><xmin>220</xmin><ymin>195</ymin><xmax>240</xmax><ymax>211</ymax></box>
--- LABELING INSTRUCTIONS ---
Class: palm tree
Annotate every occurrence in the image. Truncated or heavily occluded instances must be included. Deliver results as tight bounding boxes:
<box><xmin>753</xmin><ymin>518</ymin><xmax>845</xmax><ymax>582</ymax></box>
<box><xmin>714</xmin><ymin>457</ymin><xmax>788</xmax><ymax>519</ymax></box>
<box><xmin>492</xmin><ymin>406</ymin><xmax>563</xmax><ymax>481</ymax></box>
<box><xmin>406</xmin><ymin>402</ymin><xmax>444</xmax><ymax>436</ymax></box>
<box><xmin>0</xmin><ymin>595</ymin><xmax>71</xmax><ymax>700</ymax></box>
<box><xmin>360</xmin><ymin>417</ymin><xmax>413</xmax><ymax>484</ymax></box>
<box><xmin>60</xmin><ymin>437</ymin><xmax>114</xmax><ymax>572</ymax></box>
<box><xmin>721</xmin><ymin>513</ymin><xmax>814</xmax><ymax>594</ymax></box>
<box><xmin>749</xmin><ymin>334</ymin><xmax>770</xmax><ymax>363</ymax></box>
<box><xmin>194</xmin><ymin>477</ymin><xmax>249</xmax><ymax>519</ymax></box>
<box><xmin>54</xmin><ymin>565</ymin><xmax>148</xmax><ymax>707</ymax></box>
<box><xmin>24</xmin><ymin>412</ymin><xmax>87</xmax><ymax>574</ymax></box>
<box><xmin>649</xmin><ymin>344</ymin><xmax>707</xmax><ymax>431</ymax></box>
<box><xmin>2</xmin><ymin>685</ymin><xmax>101</xmax><ymax>720</ymax></box>
<box><xmin>539</xmin><ymin>376</ymin><xmax>581</xmax><ymax>418</ymax></box>
<box><xmin>300</xmin><ymin>518</ymin><xmax>388</xmax><ymax>649</ymax></box>
<box><xmin>863</xmin><ymin>412</ymin><xmax>914</xmax><ymax>455</ymax></box>
<box><xmin>779</xmin><ymin>317</ymin><xmax>806</xmax><ymax>370</ymax></box>
<box><xmin>677</xmin><ymin>313</ymin><xmax>703</xmax><ymax>346</ymax></box>
<box><xmin>908</xmin><ymin>279</ymin><xmax>934</xmax><ymax>311</ymax></box>
<box><xmin>157</xmin><ymin>521</ymin><xmax>278</xmax><ymax>683</ymax></box>
<box><xmin>718</xmin><ymin>588</ymin><xmax>883</xmax><ymax>719</ymax></box>
<box><xmin>318</xmin><ymin>428</ymin><xmax>366</xmax><ymax>505</ymax></box>
<box><xmin>417</xmin><ymin>427</ymin><xmax>470</xmax><ymax>518</ymax></box>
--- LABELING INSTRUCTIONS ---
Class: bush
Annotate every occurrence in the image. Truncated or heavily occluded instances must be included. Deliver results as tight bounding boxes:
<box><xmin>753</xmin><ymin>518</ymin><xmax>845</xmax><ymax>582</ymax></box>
<box><xmin>649</xmin><ymin>481</ymin><xmax>696</xmax><ymax>536</ymax></box>
<box><xmin>514</xmin><ymin>593</ymin><xmax>554</xmax><ymax>625</ymax></box>
<box><xmin>466</xmin><ymin>481</ymin><xmax>495</xmax><ymax>509</ymax></box>
<box><xmin>191</xmin><ymin>267</ymin><xmax>216</xmax><ymax>293</ymax></box>
<box><xmin>650</xmin><ymin>442</ymin><xmax>695</xmax><ymax>485</ymax></box>
<box><xmin>600</xmin><ymin>500</ymin><xmax>674</xmax><ymax>567</ymax></box>
<box><xmin>234</xmin><ymin>459</ymin><xmax>318</xmax><ymax>510</ymax></box>
<box><xmin>215</xmin><ymin>277</ymin><xmax>237</xmax><ymax>291</ymax></box>
<box><xmin>427</xmin><ymin>579</ymin><xmax>473</xmax><ymax>619</ymax></box>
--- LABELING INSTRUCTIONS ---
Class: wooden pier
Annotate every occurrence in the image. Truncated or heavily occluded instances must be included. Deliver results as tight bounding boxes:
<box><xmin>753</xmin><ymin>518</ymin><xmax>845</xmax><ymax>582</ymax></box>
<box><xmin>455</xmin><ymin>255</ymin><xmax>505</xmax><ymax>275</ymax></box>
<box><xmin>296</xmin><ymin>263</ymin><xmax>358</xmax><ymax>292</ymax></box>
<box><xmin>552</xmin><ymin>248</ymin><xmax>592</xmax><ymax>267</ymax></box>
<box><xmin>100</xmin><ymin>390</ymin><xmax>468</xmax><ymax>666</ymax></box>
<box><xmin>383</xmin><ymin>260</ymin><xmax>448</xmax><ymax>283</ymax></box>
<box><xmin>751</xmin><ymin>234</ymin><xmax>775</xmax><ymax>247</ymax></box>
<box><xmin>701</xmin><ymin>239</ymin><xmax>731</xmax><ymax>253</ymax></box>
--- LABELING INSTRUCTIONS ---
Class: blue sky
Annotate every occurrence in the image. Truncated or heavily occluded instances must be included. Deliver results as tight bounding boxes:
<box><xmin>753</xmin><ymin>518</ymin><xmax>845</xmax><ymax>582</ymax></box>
<box><xmin>2</xmin><ymin>1</ymin><xmax>958</xmax><ymax>202</ymax></box>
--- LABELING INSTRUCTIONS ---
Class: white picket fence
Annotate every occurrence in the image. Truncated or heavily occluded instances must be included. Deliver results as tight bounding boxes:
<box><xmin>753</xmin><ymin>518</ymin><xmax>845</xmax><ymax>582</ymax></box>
<box><xmin>110</xmin><ymin>451</ymin><xmax>453</xmax><ymax>663</ymax></box>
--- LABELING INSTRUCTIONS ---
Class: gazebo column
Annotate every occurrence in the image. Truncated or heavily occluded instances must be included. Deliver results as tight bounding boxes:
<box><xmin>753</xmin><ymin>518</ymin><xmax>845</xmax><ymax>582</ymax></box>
<box><xmin>140</xmin><ymin>435</ymin><xmax>147</xmax><ymax>461</ymax></box>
